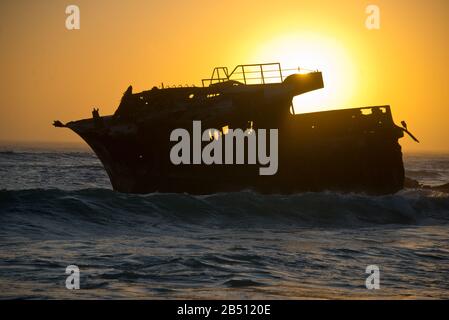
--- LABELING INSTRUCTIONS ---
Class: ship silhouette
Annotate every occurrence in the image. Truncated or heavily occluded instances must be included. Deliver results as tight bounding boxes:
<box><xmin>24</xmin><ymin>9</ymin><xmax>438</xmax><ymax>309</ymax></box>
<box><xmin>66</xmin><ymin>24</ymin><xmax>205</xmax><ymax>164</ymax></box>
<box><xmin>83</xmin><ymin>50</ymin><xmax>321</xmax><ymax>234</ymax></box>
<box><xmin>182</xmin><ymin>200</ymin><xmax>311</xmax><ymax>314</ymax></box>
<box><xmin>54</xmin><ymin>63</ymin><xmax>417</xmax><ymax>194</ymax></box>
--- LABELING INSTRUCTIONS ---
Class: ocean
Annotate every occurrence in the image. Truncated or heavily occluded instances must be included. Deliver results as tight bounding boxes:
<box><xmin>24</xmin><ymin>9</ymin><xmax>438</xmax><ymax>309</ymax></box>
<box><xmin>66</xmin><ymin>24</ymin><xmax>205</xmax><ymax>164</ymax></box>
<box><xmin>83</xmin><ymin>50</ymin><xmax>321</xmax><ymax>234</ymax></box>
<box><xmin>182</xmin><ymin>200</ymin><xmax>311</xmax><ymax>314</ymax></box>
<box><xmin>0</xmin><ymin>143</ymin><xmax>448</xmax><ymax>299</ymax></box>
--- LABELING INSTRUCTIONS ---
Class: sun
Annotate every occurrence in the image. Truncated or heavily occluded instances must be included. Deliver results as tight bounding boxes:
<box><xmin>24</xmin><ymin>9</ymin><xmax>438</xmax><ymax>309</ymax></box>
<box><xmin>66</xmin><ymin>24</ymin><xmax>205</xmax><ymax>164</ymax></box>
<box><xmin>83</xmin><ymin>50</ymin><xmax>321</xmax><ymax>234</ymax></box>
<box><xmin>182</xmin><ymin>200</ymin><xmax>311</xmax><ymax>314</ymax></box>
<box><xmin>250</xmin><ymin>33</ymin><xmax>358</xmax><ymax>114</ymax></box>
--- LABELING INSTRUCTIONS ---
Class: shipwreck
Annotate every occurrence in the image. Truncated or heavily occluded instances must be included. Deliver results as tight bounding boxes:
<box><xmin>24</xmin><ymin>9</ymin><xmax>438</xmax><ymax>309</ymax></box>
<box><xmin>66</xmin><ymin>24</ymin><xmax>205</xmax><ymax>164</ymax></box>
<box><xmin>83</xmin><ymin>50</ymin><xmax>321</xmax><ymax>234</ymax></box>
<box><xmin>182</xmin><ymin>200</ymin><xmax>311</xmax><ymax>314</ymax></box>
<box><xmin>54</xmin><ymin>63</ymin><xmax>418</xmax><ymax>194</ymax></box>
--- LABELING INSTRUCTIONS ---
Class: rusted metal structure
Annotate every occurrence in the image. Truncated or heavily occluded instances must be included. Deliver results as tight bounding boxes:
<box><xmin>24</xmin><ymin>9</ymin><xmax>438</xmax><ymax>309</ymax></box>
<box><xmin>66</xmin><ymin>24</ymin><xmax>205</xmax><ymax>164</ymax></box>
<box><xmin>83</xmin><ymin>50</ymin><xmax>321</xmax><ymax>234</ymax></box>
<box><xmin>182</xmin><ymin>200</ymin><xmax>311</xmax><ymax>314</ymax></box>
<box><xmin>54</xmin><ymin>63</ymin><xmax>415</xmax><ymax>194</ymax></box>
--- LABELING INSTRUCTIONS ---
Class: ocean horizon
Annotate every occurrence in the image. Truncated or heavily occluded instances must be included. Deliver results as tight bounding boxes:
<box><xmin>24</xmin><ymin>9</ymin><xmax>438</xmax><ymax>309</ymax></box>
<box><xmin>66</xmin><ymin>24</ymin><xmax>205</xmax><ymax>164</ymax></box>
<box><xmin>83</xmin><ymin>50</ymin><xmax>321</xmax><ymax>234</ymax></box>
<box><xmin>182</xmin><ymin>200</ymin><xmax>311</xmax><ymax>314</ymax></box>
<box><xmin>1</xmin><ymin>143</ymin><xmax>448</xmax><ymax>299</ymax></box>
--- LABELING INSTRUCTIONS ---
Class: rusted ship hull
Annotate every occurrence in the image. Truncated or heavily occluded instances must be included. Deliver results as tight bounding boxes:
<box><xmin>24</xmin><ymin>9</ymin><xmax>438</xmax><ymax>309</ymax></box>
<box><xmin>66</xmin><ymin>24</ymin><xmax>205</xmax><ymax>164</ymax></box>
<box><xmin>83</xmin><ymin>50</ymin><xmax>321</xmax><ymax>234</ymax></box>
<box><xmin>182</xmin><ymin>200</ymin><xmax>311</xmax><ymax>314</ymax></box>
<box><xmin>56</xmin><ymin>64</ymin><xmax>408</xmax><ymax>194</ymax></box>
<box><xmin>66</xmin><ymin>106</ymin><xmax>405</xmax><ymax>195</ymax></box>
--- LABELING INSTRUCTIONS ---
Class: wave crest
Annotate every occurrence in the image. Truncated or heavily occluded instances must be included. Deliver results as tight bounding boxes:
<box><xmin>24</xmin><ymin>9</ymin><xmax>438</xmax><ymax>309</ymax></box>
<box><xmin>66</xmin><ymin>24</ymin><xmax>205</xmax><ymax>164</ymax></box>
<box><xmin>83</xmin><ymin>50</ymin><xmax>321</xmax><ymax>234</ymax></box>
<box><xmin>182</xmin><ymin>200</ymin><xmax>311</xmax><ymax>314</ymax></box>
<box><xmin>1</xmin><ymin>189</ymin><xmax>449</xmax><ymax>236</ymax></box>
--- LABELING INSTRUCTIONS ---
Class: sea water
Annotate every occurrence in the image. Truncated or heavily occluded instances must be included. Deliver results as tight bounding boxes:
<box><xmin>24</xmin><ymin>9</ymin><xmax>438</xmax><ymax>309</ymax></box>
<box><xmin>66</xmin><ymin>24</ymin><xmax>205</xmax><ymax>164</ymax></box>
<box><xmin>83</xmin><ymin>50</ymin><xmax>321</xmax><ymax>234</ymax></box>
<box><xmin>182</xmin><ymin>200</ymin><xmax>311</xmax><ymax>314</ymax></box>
<box><xmin>0</xmin><ymin>143</ymin><xmax>448</xmax><ymax>299</ymax></box>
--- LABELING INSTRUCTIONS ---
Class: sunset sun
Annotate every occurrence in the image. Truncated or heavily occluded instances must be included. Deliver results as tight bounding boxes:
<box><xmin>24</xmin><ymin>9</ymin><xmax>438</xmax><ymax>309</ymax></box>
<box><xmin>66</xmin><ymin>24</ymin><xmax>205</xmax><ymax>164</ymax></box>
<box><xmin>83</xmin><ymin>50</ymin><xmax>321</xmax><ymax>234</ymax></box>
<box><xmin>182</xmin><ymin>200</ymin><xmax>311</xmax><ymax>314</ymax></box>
<box><xmin>251</xmin><ymin>33</ymin><xmax>358</xmax><ymax>114</ymax></box>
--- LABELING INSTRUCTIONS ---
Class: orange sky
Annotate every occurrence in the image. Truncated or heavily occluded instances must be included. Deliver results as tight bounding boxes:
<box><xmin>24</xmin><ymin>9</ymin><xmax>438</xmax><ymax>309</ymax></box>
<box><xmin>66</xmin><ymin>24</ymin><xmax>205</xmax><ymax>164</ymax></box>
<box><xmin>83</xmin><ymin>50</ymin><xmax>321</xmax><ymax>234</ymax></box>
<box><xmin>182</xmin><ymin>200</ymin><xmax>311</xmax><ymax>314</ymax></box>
<box><xmin>1</xmin><ymin>0</ymin><xmax>448</xmax><ymax>152</ymax></box>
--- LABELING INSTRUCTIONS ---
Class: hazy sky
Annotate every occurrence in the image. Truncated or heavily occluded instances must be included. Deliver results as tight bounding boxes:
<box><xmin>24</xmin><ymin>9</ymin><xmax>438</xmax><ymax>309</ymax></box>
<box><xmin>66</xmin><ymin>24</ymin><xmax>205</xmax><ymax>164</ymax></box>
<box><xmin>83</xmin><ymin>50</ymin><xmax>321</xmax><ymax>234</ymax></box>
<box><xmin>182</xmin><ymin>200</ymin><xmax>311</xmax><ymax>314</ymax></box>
<box><xmin>1</xmin><ymin>0</ymin><xmax>448</xmax><ymax>152</ymax></box>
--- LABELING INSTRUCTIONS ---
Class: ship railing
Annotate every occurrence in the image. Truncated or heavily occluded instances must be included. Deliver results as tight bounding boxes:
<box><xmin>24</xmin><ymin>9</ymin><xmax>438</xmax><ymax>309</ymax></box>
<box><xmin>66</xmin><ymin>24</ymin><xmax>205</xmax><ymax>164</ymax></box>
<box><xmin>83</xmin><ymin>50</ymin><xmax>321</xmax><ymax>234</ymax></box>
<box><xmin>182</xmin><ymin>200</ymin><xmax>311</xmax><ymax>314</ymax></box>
<box><xmin>201</xmin><ymin>63</ymin><xmax>315</xmax><ymax>87</ymax></box>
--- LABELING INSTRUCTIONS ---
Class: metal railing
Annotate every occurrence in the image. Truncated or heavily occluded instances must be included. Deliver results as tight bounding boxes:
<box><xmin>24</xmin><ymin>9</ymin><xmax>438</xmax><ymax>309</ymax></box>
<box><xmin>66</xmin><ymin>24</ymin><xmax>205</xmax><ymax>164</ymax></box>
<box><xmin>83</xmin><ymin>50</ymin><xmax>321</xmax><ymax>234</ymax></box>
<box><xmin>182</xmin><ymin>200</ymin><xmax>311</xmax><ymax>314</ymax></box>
<box><xmin>201</xmin><ymin>63</ymin><xmax>313</xmax><ymax>87</ymax></box>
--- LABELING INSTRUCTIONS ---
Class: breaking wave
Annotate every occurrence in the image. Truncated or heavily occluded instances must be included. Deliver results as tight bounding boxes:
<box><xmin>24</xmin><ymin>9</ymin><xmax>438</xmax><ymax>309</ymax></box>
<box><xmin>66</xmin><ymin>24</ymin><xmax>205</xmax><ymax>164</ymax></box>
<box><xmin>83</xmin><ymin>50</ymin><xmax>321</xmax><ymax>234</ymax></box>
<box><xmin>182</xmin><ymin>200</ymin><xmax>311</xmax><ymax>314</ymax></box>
<box><xmin>1</xmin><ymin>188</ymin><xmax>449</xmax><ymax>239</ymax></box>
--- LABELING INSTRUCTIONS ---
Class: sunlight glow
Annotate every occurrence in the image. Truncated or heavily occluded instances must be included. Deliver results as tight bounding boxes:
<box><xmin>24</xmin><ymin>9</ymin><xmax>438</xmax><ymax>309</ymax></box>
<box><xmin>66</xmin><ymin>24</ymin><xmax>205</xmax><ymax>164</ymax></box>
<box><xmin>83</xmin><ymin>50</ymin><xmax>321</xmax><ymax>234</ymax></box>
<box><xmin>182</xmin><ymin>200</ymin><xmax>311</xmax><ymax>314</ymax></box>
<box><xmin>251</xmin><ymin>33</ymin><xmax>358</xmax><ymax>114</ymax></box>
